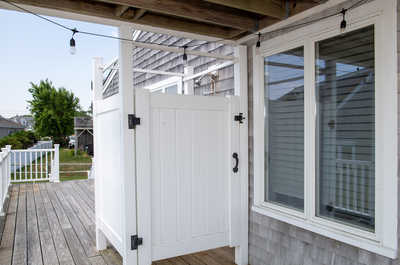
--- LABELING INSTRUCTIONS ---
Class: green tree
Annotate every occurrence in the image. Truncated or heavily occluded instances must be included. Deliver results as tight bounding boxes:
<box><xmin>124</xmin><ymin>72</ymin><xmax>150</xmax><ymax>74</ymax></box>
<box><xmin>27</xmin><ymin>79</ymin><xmax>81</xmax><ymax>145</ymax></box>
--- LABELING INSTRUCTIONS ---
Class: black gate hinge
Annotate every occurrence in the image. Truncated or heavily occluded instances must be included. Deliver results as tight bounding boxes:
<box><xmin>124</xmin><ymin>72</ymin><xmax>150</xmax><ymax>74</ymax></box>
<box><xmin>234</xmin><ymin>113</ymin><xmax>245</xmax><ymax>124</ymax></box>
<box><xmin>128</xmin><ymin>114</ymin><xmax>141</xmax><ymax>129</ymax></box>
<box><xmin>131</xmin><ymin>235</ymin><xmax>143</xmax><ymax>250</ymax></box>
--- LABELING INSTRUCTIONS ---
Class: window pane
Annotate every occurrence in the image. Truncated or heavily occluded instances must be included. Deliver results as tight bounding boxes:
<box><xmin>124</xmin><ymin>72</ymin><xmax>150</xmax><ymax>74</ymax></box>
<box><xmin>264</xmin><ymin>47</ymin><xmax>304</xmax><ymax>211</ymax></box>
<box><xmin>316</xmin><ymin>26</ymin><xmax>375</xmax><ymax>231</ymax></box>
<box><xmin>165</xmin><ymin>84</ymin><xmax>178</xmax><ymax>94</ymax></box>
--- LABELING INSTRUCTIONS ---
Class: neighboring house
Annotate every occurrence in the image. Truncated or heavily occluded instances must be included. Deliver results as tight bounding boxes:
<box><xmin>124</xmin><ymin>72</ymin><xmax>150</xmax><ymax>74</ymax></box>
<box><xmin>9</xmin><ymin>114</ymin><xmax>34</xmax><ymax>130</ymax></box>
<box><xmin>0</xmin><ymin>115</ymin><xmax>24</xmax><ymax>139</ymax></box>
<box><xmin>74</xmin><ymin>116</ymin><xmax>93</xmax><ymax>155</ymax></box>
<box><xmin>2</xmin><ymin>1</ymin><xmax>398</xmax><ymax>265</ymax></box>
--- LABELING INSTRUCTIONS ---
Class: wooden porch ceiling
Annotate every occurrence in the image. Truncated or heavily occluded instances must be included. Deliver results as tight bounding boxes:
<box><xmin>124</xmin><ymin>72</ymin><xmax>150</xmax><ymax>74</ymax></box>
<box><xmin>8</xmin><ymin>0</ymin><xmax>323</xmax><ymax>39</ymax></box>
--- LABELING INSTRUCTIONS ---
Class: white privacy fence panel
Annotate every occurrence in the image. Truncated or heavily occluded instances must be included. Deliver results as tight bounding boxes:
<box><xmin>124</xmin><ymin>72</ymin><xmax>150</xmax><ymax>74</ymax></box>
<box><xmin>10</xmin><ymin>143</ymin><xmax>59</xmax><ymax>183</ymax></box>
<box><xmin>94</xmin><ymin>92</ymin><xmax>124</xmax><ymax>255</ymax></box>
<box><xmin>0</xmin><ymin>145</ymin><xmax>11</xmax><ymax>215</ymax></box>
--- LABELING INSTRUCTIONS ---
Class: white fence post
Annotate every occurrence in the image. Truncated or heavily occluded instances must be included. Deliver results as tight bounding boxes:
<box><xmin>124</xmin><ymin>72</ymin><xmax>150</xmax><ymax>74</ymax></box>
<box><xmin>0</xmin><ymin>149</ymin><xmax>4</xmax><ymax>216</ymax></box>
<box><xmin>0</xmin><ymin>145</ymin><xmax>11</xmax><ymax>216</ymax></box>
<box><xmin>51</xmin><ymin>144</ymin><xmax>60</xmax><ymax>182</ymax></box>
<box><xmin>5</xmin><ymin>145</ymin><xmax>11</xmax><ymax>196</ymax></box>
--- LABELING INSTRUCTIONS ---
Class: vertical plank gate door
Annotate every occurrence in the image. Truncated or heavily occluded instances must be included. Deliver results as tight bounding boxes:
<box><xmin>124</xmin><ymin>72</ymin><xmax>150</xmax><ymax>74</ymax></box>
<box><xmin>135</xmin><ymin>89</ymin><xmax>241</xmax><ymax>265</ymax></box>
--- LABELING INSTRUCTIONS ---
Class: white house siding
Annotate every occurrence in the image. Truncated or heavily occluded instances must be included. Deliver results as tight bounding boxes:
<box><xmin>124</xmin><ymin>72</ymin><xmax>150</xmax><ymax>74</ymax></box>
<box><xmin>247</xmin><ymin>0</ymin><xmax>398</xmax><ymax>264</ymax></box>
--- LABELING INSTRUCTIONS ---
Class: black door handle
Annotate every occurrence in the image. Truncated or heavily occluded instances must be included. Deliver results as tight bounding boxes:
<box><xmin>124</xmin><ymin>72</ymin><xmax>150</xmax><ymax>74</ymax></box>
<box><xmin>232</xmin><ymin>152</ymin><xmax>239</xmax><ymax>173</ymax></box>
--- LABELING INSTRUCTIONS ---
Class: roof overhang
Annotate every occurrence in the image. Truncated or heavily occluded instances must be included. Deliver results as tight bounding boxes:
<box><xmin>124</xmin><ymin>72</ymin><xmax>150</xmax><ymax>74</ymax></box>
<box><xmin>0</xmin><ymin>0</ymin><xmax>322</xmax><ymax>42</ymax></box>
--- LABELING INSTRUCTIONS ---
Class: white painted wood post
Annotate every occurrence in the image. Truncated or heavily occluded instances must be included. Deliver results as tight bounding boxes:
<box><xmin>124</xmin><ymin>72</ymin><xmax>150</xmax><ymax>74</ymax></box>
<box><xmin>233</xmin><ymin>45</ymin><xmax>248</xmax><ymax>265</ymax></box>
<box><xmin>92</xmin><ymin>57</ymin><xmax>108</xmax><ymax>251</ymax></box>
<box><xmin>183</xmin><ymin>66</ymin><xmax>194</xmax><ymax>95</ymax></box>
<box><xmin>51</xmin><ymin>144</ymin><xmax>60</xmax><ymax>182</ymax></box>
<box><xmin>118</xmin><ymin>25</ymin><xmax>138</xmax><ymax>265</ymax></box>
<box><xmin>5</xmin><ymin>145</ymin><xmax>11</xmax><ymax>194</ymax></box>
<box><xmin>0</xmin><ymin>148</ymin><xmax>4</xmax><ymax>216</ymax></box>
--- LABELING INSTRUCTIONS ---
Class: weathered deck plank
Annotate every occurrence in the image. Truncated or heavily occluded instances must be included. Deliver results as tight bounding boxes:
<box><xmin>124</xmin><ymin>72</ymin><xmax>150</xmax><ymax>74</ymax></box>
<box><xmin>0</xmin><ymin>185</ymin><xmax>19</xmax><ymax>265</ymax></box>
<box><xmin>0</xmin><ymin>180</ymin><xmax>234</xmax><ymax>265</ymax></box>
<box><xmin>26</xmin><ymin>184</ymin><xmax>43</xmax><ymax>265</ymax></box>
<box><xmin>33</xmin><ymin>183</ymin><xmax>59</xmax><ymax>265</ymax></box>
<box><xmin>12</xmin><ymin>184</ymin><xmax>27</xmax><ymax>265</ymax></box>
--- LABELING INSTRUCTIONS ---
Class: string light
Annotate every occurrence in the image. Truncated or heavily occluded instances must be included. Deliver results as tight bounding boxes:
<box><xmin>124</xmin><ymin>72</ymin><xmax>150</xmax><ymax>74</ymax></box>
<box><xmin>69</xmin><ymin>28</ymin><xmax>78</xmax><ymax>55</ymax></box>
<box><xmin>340</xmin><ymin>9</ymin><xmax>347</xmax><ymax>32</ymax></box>
<box><xmin>256</xmin><ymin>33</ymin><xmax>261</xmax><ymax>48</ymax></box>
<box><xmin>182</xmin><ymin>46</ymin><xmax>188</xmax><ymax>63</ymax></box>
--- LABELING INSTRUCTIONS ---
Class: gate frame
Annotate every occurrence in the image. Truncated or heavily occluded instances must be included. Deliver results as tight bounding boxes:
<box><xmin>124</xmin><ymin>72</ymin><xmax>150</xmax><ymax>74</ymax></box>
<box><xmin>94</xmin><ymin>25</ymin><xmax>248</xmax><ymax>265</ymax></box>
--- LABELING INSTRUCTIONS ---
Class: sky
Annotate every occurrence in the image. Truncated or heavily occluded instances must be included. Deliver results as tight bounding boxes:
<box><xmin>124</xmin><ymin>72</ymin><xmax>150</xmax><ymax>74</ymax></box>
<box><xmin>0</xmin><ymin>8</ymin><xmax>118</xmax><ymax>118</ymax></box>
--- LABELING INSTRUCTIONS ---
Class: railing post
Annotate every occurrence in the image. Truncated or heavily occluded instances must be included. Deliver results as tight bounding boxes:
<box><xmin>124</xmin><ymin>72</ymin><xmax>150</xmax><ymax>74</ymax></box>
<box><xmin>5</xmin><ymin>145</ymin><xmax>11</xmax><ymax>188</ymax></box>
<box><xmin>51</xmin><ymin>144</ymin><xmax>60</xmax><ymax>182</ymax></box>
<box><xmin>0</xmin><ymin>149</ymin><xmax>4</xmax><ymax>216</ymax></box>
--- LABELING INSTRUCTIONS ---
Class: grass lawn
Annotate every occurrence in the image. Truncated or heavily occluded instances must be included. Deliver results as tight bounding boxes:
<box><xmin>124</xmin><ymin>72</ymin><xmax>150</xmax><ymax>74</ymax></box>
<box><xmin>59</xmin><ymin>148</ymin><xmax>92</xmax><ymax>181</ymax></box>
<box><xmin>59</xmin><ymin>148</ymin><xmax>92</xmax><ymax>163</ymax></box>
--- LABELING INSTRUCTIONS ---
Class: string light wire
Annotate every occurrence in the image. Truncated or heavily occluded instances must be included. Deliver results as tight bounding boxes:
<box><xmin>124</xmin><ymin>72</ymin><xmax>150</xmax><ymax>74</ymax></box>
<box><xmin>1</xmin><ymin>0</ymin><xmax>369</xmax><ymax>50</ymax></box>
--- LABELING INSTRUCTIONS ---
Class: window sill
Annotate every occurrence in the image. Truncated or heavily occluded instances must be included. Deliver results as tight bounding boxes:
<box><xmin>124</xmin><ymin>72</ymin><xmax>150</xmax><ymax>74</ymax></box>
<box><xmin>251</xmin><ymin>204</ymin><xmax>397</xmax><ymax>259</ymax></box>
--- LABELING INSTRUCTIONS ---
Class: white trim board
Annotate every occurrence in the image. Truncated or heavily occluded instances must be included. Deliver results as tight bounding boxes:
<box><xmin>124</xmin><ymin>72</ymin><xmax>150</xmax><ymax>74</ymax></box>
<box><xmin>252</xmin><ymin>0</ymin><xmax>397</xmax><ymax>258</ymax></box>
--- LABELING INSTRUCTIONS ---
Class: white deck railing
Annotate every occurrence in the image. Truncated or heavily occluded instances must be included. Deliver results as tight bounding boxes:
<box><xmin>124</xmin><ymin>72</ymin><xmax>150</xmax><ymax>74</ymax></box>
<box><xmin>10</xmin><ymin>144</ymin><xmax>60</xmax><ymax>183</ymax></box>
<box><xmin>0</xmin><ymin>145</ymin><xmax>11</xmax><ymax>215</ymax></box>
<box><xmin>334</xmin><ymin>158</ymin><xmax>373</xmax><ymax>217</ymax></box>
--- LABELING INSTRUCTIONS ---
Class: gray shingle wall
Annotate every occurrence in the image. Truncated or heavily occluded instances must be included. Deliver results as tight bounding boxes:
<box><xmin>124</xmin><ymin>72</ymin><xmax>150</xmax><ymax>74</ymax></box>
<box><xmin>247</xmin><ymin>0</ymin><xmax>398</xmax><ymax>264</ymax></box>
<box><xmin>132</xmin><ymin>31</ymin><xmax>234</xmax><ymax>96</ymax></box>
<box><xmin>102</xmin><ymin>32</ymin><xmax>235</xmax><ymax>98</ymax></box>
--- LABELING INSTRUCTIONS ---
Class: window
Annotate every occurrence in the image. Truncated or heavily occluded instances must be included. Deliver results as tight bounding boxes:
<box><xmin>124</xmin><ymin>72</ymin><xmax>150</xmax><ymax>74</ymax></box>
<box><xmin>145</xmin><ymin>76</ymin><xmax>182</xmax><ymax>94</ymax></box>
<box><xmin>316</xmin><ymin>26</ymin><xmax>375</xmax><ymax>231</ymax></box>
<box><xmin>264</xmin><ymin>47</ymin><xmax>305</xmax><ymax>211</ymax></box>
<box><xmin>253</xmin><ymin>0</ymin><xmax>397</xmax><ymax>258</ymax></box>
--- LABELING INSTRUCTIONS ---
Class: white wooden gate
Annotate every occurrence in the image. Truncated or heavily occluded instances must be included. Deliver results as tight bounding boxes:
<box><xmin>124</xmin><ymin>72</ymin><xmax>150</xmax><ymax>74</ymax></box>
<box><xmin>135</xmin><ymin>89</ymin><xmax>241</xmax><ymax>264</ymax></box>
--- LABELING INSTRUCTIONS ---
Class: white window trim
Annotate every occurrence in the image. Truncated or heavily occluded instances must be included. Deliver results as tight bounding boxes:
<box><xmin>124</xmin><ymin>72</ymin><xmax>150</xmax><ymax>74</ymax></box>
<box><xmin>252</xmin><ymin>0</ymin><xmax>397</xmax><ymax>258</ymax></box>
<box><xmin>144</xmin><ymin>76</ymin><xmax>183</xmax><ymax>94</ymax></box>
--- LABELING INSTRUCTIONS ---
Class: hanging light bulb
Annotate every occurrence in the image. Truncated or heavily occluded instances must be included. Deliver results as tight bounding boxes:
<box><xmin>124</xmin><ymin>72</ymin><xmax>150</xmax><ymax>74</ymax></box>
<box><xmin>183</xmin><ymin>46</ymin><xmax>188</xmax><ymax>63</ymax></box>
<box><xmin>340</xmin><ymin>9</ymin><xmax>347</xmax><ymax>33</ymax></box>
<box><xmin>70</xmin><ymin>28</ymin><xmax>78</xmax><ymax>55</ymax></box>
<box><xmin>256</xmin><ymin>32</ymin><xmax>261</xmax><ymax>48</ymax></box>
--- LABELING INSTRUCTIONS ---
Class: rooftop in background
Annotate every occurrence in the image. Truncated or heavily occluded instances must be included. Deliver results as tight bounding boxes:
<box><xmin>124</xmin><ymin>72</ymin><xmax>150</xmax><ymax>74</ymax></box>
<box><xmin>74</xmin><ymin>116</ymin><xmax>93</xmax><ymax>129</ymax></box>
<box><xmin>0</xmin><ymin>115</ymin><xmax>25</xmax><ymax>129</ymax></box>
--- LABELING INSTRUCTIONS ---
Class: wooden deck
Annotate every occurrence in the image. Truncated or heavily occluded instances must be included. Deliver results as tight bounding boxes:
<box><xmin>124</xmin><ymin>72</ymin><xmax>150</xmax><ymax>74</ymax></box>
<box><xmin>0</xmin><ymin>180</ymin><xmax>235</xmax><ymax>265</ymax></box>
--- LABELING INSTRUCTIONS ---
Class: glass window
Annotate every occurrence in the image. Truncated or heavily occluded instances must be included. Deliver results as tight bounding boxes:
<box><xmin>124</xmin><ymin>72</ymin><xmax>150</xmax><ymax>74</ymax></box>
<box><xmin>316</xmin><ymin>26</ymin><xmax>375</xmax><ymax>231</ymax></box>
<box><xmin>165</xmin><ymin>84</ymin><xmax>178</xmax><ymax>94</ymax></box>
<box><xmin>264</xmin><ymin>46</ymin><xmax>305</xmax><ymax>211</ymax></box>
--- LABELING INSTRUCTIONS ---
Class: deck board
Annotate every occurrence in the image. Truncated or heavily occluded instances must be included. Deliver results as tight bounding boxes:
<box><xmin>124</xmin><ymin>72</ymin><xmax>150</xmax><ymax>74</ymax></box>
<box><xmin>0</xmin><ymin>180</ymin><xmax>235</xmax><ymax>265</ymax></box>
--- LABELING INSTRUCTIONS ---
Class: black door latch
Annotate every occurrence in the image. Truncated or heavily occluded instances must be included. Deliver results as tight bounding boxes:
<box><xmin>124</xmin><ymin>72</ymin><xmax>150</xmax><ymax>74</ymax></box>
<box><xmin>234</xmin><ymin>113</ymin><xmax>245</xmax><ymax>124</ymax></box>
<box><xmin>128</xmin><ymin>114</ymin><xmax>141</xmax><ymax>129</ymax></box>
<box><xmin>131</xmin><ymin>235</ymin><xmax>143</xmax><ymax>250</ymax></box>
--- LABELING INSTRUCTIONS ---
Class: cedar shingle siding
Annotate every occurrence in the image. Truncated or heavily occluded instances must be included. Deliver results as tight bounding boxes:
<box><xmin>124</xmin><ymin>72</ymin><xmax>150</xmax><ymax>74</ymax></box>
<box><xmin>247</xmin><ymin>0</ymin><xmax>396</xmax><ymax>264</ymax></box>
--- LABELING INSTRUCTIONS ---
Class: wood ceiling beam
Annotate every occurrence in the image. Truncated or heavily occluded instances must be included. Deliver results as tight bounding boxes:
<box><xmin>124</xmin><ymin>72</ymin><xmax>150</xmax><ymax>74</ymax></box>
<box><xmin>115</xmin><ymin>5</ymin><xmax>129</xmax><ymax>17</ymax></box>
<box><xmin>95</xmin><ymin>0</ymin><xmax>261</xmax><ymax>31</ymax></box>
<box><xmin>133</xmin><ymin>8</ymin><xmax>146</xmax><ymax>20</ymax></box>
<box><xmin>202</xmin><ymin>0</ymin><xmax>285</xmax><ymax>19</ymax></box>
<box><xmin>9</xmin><ymin>0</ymin><xmax>236</xmax><ymax>39</ymax></box>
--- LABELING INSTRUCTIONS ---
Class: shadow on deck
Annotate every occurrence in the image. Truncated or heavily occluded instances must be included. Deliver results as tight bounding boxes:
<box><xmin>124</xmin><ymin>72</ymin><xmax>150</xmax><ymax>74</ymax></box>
<box><xmin>0</xmin><ymin>180</ymin><xmax>235</xmax><ymax>265</ymax></box>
